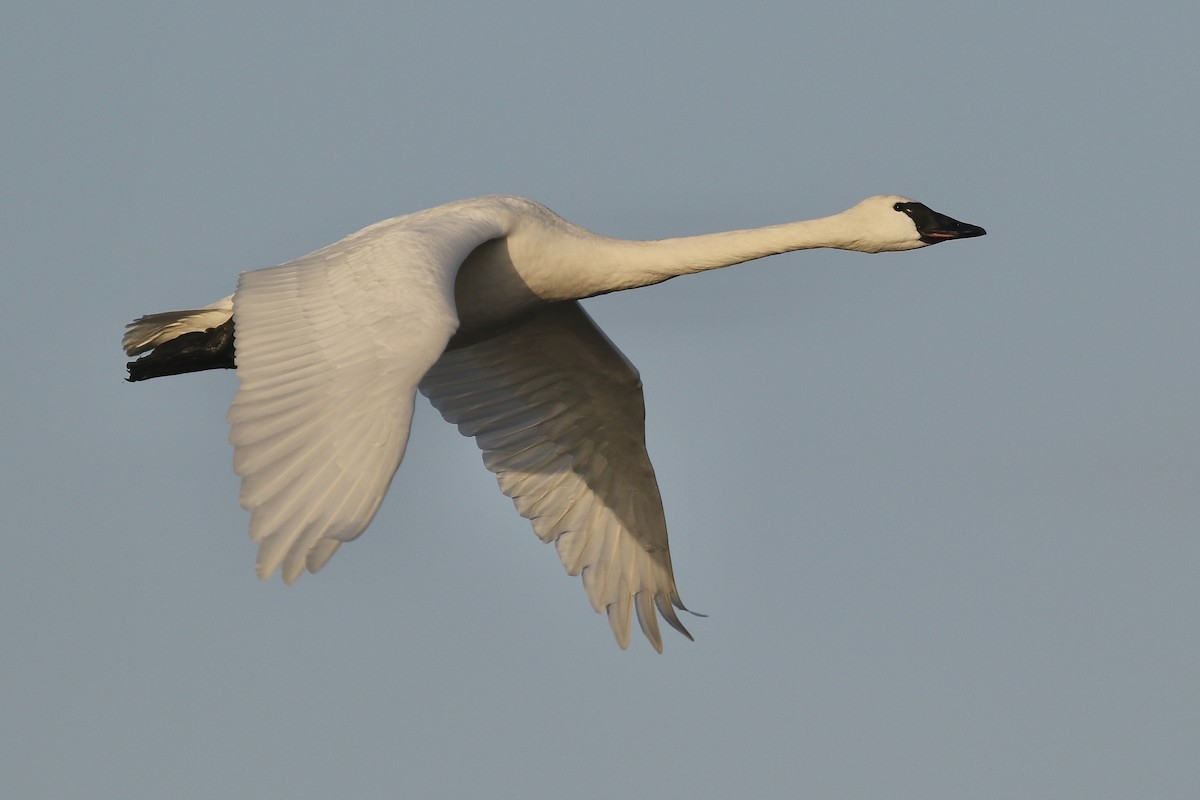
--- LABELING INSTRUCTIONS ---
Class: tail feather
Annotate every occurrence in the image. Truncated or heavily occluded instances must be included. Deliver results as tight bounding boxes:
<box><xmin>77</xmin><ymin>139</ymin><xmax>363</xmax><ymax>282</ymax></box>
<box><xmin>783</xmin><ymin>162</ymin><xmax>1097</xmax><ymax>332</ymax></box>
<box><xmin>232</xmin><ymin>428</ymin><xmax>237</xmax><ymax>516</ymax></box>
<box><xmin>124</xmin><ymin>299</ymin><xmax>237</xmax><ymax>381</ymax></box>
<box><xmin>122</xmin><ymin>296</ymin><xmax>234</xmax><ymax>356</ymax></box>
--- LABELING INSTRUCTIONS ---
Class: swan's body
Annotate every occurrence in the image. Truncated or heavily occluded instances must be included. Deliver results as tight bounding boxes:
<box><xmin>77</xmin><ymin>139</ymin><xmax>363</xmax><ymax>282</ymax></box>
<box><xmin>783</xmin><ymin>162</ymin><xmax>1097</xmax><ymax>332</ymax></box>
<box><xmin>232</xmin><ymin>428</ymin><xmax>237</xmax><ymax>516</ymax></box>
<box><xmin>123</xmin><ymin>194</ymin><xmax>984</xmax><ymax>650</ymax></box>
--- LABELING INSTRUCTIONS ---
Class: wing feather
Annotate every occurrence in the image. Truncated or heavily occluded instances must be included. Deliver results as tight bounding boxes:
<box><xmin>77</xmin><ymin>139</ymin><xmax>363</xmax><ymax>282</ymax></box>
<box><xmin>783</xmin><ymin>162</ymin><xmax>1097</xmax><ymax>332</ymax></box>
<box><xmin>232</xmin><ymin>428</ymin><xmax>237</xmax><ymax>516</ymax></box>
<box><xmin>228</xmin><ymin>208</ymin><xmax>507</xmax><ymax>582</ymax></box>
<box><xmin>420</xmin><ymin>302</ymin><xmax>692</xmax><ymax>651</ymax></box>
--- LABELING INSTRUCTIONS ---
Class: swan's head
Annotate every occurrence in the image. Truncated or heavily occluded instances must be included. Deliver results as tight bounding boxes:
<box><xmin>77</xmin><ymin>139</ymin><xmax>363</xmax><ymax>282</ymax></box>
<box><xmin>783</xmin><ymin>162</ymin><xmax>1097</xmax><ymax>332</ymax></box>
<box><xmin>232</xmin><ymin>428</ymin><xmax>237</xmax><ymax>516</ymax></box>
<box><xmin>839</xmin><ymin>195</ymin><xmax>986</xmax><ymax>253</ymax></box>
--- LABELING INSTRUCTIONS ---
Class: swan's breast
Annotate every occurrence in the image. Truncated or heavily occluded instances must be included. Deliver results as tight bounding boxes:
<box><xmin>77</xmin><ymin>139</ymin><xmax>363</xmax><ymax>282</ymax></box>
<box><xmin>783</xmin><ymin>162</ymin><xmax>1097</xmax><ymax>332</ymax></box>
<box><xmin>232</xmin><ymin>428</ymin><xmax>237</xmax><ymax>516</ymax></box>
<box><xmin>452</xmin><ymin>237</ymin><xmax>548</xmax><ymax>333</ymax></box>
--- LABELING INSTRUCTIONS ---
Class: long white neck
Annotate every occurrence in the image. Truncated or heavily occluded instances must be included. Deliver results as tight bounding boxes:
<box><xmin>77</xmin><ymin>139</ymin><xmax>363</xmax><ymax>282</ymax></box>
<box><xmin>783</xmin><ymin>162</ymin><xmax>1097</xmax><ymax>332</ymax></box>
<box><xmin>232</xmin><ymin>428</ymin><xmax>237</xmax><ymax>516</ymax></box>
<box><xmin>448</xmin><ymin>196</ymin><xmax>900</xmax><ymax>331</ymax></box>
<box><xmin>507</xmin><ymin>203</ymin><xmax>869</xmax><ymax>302</ymax></box>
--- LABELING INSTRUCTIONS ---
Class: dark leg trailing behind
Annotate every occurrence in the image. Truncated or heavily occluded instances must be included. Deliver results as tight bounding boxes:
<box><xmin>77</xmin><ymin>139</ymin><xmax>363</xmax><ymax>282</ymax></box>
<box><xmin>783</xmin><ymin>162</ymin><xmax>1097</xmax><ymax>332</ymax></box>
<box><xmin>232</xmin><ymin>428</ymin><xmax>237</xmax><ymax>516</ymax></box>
<box><xmin>126</xmin><ymin>318</ymin><xmax>237</xmax><ymax>382</ymax></box>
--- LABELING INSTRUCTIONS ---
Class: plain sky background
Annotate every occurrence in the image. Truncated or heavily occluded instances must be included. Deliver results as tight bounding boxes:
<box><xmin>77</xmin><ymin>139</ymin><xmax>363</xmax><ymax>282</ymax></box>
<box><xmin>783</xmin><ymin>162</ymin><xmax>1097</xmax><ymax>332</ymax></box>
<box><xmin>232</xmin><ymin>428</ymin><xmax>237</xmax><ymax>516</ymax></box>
<box><xmin>4</xmin><ymin>1</ymin><xmax>1198</xmax><ymax>798</ymax></box>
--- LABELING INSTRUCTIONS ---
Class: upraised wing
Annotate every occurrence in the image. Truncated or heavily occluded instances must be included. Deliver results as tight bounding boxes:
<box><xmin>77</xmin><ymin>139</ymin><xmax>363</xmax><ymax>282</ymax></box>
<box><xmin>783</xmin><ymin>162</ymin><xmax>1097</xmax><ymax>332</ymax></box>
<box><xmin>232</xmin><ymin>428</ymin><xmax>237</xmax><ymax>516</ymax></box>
<box><xmin>228</xmin><ymin>211</ymin><xmax>506</xmax><ymax>583</ymax></box>
<box><xmin>420</xmin><ymin>302</ymin><xmax>693</xmax><ymax>651</ymax></box>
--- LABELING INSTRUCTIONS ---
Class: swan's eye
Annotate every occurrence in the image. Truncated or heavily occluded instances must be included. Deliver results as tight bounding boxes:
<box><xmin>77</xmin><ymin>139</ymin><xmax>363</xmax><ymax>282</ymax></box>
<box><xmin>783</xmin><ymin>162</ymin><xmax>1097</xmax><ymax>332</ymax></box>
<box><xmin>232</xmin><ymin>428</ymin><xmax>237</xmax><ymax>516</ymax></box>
<box><xmin>893</xmin><ymin>202</ymin><xmax>904</xmax><ymax>212</ymax></box>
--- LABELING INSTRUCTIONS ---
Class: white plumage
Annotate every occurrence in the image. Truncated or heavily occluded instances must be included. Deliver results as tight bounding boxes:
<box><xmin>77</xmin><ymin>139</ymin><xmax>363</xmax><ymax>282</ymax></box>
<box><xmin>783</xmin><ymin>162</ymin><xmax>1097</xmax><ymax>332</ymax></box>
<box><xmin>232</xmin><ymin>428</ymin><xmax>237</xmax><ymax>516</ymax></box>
<box><xmin>123</xmin><ymin>194</ymin><xmax>984</xmax><ymax>650</ymax></box>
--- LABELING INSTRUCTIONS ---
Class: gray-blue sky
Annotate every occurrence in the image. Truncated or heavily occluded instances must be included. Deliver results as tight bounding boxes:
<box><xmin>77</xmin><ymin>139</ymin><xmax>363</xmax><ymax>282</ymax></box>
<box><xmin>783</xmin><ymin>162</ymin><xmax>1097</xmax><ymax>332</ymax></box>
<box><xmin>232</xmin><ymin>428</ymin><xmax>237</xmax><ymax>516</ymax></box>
<box><xmin>4</xmin><ymin>2</ymin><xmax>1198</xmax><ymax>797</ymax></box>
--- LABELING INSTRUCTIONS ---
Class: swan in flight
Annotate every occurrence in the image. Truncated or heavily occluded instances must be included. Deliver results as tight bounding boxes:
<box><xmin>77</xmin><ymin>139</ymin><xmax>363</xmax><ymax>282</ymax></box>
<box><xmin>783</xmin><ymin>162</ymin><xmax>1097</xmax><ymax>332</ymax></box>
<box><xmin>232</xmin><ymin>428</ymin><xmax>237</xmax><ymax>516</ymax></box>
<box><xmin>123</xmin><ymin>195</ymin><xmax>985</xmax><ymax>650</ymax></box>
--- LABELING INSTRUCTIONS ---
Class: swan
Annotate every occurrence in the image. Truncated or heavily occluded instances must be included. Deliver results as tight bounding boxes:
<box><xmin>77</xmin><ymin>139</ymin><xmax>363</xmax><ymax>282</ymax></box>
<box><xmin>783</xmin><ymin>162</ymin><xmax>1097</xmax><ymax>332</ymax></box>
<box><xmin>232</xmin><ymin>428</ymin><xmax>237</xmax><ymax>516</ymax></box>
<box><xmin>123</xmin><ymin>194</ymin><xmax>985</xmax><ymax>650</ymax></box>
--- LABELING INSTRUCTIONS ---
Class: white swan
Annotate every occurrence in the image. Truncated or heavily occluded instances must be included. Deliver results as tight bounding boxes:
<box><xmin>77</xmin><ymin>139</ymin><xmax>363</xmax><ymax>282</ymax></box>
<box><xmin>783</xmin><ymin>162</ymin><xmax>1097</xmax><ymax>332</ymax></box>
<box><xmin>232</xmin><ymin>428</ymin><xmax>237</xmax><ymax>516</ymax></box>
<box><xmin>123</xmin><ymin>194</ymin><xmax>984</xmax><ymax>650</ymax></box>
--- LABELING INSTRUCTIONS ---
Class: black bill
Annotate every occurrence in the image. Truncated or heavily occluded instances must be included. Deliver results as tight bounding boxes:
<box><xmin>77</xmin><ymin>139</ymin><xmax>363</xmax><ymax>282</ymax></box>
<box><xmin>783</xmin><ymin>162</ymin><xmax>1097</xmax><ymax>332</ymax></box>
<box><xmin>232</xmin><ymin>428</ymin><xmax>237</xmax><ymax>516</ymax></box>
<box><xmin>895</xmin><ymin>202</ymin><xmax>986</xmax><ymax>244</ymax></box>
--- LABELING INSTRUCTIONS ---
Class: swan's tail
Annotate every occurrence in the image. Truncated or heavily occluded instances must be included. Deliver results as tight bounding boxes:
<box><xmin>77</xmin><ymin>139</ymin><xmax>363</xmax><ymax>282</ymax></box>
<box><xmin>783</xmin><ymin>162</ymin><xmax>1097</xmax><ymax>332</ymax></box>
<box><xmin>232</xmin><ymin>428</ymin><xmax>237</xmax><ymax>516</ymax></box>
<box><xmin>123</xmin><ymin>297</ymin><xmax>237</xmax><ymax>382</ymax></box>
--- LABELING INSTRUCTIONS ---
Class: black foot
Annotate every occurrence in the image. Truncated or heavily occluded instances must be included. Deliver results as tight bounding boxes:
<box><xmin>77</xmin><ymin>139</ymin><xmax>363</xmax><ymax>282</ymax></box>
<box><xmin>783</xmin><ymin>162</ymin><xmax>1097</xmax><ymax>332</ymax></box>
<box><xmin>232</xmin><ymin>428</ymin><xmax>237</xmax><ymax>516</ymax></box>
<box><xmin>126</xmin><ymin>318</ymin><xmax>236</xmax><ymax>381</ymax></box>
